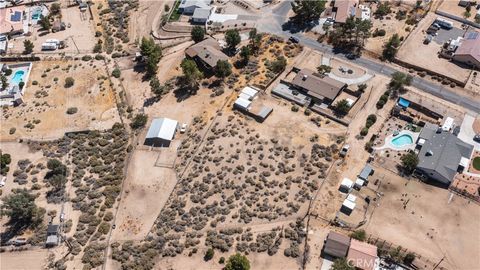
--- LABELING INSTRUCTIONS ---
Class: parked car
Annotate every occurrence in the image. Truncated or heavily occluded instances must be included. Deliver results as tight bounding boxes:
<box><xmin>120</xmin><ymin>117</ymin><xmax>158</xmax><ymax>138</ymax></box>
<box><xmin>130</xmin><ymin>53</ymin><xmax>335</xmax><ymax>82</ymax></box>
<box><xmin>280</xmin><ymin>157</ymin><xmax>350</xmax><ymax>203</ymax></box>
<box><xmin>339</xmin><ymin>144</ymin><xmax>350</xmax><ymax>158</ymax></box>
<box><xmin>180</xmin><ymin>123</ymin><xmax>188</xmax><ymax>133</ymax></box>
<box><xmin>289</xmin><ymin>36</ymin><xmax>300</xmax><ymax>44</ymax></box>
<box><xmin>474</xmin><ymin>134</ymin><xmax>480</xmax><ymax>143</ymax></box>
<box><xmin>0</xmin><ymin>176</ymin><xmax>5</xmax><ymax>187</ymax></box>
<box><xmin>0</xmin><ymin>35</ymin><xmax>7</xmax><ymax>55</ymax></box>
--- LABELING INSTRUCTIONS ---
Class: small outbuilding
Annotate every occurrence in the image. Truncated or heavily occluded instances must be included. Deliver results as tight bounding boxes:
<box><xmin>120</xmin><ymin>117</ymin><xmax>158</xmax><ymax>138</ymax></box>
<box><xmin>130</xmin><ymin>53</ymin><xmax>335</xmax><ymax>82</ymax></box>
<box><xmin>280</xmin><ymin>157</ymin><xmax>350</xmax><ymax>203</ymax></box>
<box><xmin>144</xmin><ymin>118</ymin><xmax>179</xmax><ymax>147</ymax></box>
<box><xmin>358</xmin><ymin>164</ymin><xmax>374</xmax><ymax>181</ymax></box>
<box><xmin>323</xmin><ymin>231</ymin><xmax>350</xmax><ymax>258</ymax></box>
<box><xmin>339</xmin><ymin>178</ymin><xmax>353</xmax><ymax>193</ymax></box>
<box><xmin>341</xmin><ymin>199</ymin><xmax>356</xmax><ymax>215</ymax></box>
<box><xmin>192</xmin><ymin>8</ymin><xmax>211</xmax><ymax>23</ymax></box>
<box><xmin>234</xmin><ymin>97</ymin><xmax>252</xmax><ymax>111</ymax></box>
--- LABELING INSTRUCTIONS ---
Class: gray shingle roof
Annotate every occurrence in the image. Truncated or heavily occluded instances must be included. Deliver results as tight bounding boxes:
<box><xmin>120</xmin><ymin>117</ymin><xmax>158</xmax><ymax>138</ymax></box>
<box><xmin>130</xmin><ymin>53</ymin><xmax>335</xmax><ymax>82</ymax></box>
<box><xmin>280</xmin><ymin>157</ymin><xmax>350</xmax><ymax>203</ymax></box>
<box><xmin>291</xmin><ymin>69</ymin><xmax>346</xmax><ymax>101</ymax></box>
<box><xmin>417</xmin><ymin>125</ymin><xmax>474</xmax><ymax>184</ymax></box>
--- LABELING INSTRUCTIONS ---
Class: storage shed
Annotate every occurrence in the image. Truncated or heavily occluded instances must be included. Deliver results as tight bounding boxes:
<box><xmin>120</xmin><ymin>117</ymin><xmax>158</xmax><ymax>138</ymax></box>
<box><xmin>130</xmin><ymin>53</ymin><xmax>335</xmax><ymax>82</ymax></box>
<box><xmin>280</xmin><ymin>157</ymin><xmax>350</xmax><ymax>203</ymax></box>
<box><xmin>358</xmin><ymin>164</ymin><xmax>374</xmax><ymax>181</ymax></box>
<box><xmin>339</xmin><ymin>178</ymin><xmax>353</xmax><ymax>193</ymax></box>
<box><xmin>234</xmin><ymin>97</ymin><xmax>252</xmax><ymax>111</ymax></box>
<box><xmin>323</xmin><ymin>231</ymin><xmax>350</xmax><ymax>258</ymax></box>
<box><xmin>241</xmin><ymin>86</ymin><xmax>258</xmax><ymax>99</ymax></box>
<box><xmin>341</xmin><ymin>199</ymin><xmax>356</xmax><ymax>215</ymax></box>
<box><xmin>144</xmin><ymin>118</ymin><xmax>179</xmax><ymax>147</ymax></box>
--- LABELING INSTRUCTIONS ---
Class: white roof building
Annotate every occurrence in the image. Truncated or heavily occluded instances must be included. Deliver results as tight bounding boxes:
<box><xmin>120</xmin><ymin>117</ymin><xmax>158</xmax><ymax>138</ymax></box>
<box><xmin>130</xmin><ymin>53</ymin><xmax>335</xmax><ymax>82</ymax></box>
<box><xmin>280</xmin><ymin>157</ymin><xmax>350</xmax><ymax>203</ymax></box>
<box><xmin>339</xmin><ymin>178</ymin><xmax>354</xmax><ymax>193</ymax></box>
<box><xmin>241</xmin><ymin>86</ymin><xmax>258</xmax><ymax>99</ymax></box>
<box><xmin>234</xmin><ymin>97</ymin><xmax>252</xmax><ymax>111</ymax></box>
<box><xmin>441</xmin><ymin>117</ymin><xmax>454</xmax><ymax>132</ymax></box>
<box><xmin>144</xmin><ymin>118</ymin><xmax>179</xmax><ymax>147</ymax></box>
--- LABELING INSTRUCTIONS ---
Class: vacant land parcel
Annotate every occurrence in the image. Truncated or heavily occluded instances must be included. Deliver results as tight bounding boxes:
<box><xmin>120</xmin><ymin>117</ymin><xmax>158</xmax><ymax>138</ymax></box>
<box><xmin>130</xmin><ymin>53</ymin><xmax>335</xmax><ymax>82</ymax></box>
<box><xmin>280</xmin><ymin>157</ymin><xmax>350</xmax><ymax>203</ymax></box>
<box><xmin>1</xmin><ymin>60</ymin><xmax>119</xmax><ymax>140</ymax></box>
<box><xmin>365</xmin><ymin>167</ymin><xmax>480</xmax><ymax>270</ymax></box>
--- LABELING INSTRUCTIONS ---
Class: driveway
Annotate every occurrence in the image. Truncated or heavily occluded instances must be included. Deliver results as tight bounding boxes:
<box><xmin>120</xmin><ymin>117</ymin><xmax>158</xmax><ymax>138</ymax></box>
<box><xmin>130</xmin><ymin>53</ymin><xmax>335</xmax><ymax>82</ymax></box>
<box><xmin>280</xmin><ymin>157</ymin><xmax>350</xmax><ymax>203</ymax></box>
<box><xmin>458</xmin><ymin>113</ymin><xmax>480</xmax><ymax>150</ymax></box>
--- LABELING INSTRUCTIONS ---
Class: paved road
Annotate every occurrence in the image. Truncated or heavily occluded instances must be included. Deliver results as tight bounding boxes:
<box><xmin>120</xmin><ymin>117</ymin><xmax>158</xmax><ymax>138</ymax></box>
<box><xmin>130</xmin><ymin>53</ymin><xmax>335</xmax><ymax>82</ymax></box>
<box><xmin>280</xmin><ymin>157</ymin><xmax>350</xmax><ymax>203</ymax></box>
<box><xmin>258</xmin><ymin>1</ymin><xmax>480</xmax><ymax>113</ymax></box>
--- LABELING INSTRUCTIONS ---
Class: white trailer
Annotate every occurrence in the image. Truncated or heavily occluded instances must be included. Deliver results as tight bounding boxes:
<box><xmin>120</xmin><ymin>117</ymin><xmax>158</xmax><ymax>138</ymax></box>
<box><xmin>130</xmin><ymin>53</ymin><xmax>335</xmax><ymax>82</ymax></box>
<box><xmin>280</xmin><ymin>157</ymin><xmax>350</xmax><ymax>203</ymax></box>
<box><xmin>435</xmin><ymin>17</ymin><xmax>453</xmax><ymax>29</ymax></box>
<box><xmin>0</xmin><ymin>35</ymin><xmax>7</xmax><ymax>55</ymax></box>
<box><xmin>41</xmin><ymin>42</ymin><xmax>58</xmax><ymax>51</ymax></box>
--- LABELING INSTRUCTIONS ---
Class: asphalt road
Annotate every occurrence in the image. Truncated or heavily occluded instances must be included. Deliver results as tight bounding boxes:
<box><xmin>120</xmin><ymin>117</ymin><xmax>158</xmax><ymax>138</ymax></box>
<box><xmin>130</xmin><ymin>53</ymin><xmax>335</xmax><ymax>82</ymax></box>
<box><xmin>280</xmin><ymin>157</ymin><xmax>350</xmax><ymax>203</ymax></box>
<box><xmin>258</xmin><ymin>1</ymin><xmax>480</xmax><ymax>113</ymax></box>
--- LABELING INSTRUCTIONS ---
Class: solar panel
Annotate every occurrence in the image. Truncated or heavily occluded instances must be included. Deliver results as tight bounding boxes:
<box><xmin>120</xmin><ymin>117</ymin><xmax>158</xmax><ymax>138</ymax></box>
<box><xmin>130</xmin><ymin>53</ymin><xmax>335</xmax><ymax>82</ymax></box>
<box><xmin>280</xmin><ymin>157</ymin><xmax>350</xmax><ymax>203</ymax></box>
<box><xmin>10</xmin><ymin>11</ymin><xmax>22</xmax><ymax>22</ymax></box>
<box><xmin>466</xmin><ymin>32</ymin><xmax>479</xmax><ymax>40</ymax></box>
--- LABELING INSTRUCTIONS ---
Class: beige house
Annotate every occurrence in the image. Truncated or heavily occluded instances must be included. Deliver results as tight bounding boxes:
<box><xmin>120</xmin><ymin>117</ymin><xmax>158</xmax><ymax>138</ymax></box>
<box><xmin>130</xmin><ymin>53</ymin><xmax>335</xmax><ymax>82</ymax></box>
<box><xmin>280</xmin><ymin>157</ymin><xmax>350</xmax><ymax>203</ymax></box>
<box><xmin>453</xmin><ymin>32</ymin><xmax>480</xmax><ymax>69</ymax></box>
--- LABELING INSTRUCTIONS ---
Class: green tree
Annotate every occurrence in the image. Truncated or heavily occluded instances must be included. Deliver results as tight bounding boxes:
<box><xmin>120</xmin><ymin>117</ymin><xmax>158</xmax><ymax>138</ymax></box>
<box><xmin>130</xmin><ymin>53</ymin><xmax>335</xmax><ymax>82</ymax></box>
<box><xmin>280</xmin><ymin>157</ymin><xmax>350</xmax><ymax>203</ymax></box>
<box><xmin>0</xmin><ymin>74</ymin><xmax>8</xmax><ymax>91</ymax></box>
<box><xmin>215</xmin><ymin>60</ymin><xmax>232</xmax><ymax>78</ymax></box>
<box><xmin>401</xmin><ymin>152</ymin><xmax>418</xmax><ymax>174</ymax></box>
<box><xmin>23</xmin><ymin>40</ymin><xmax>34</xmax><ymax>54</ymax></box>
<box><xmin>358</xmin><ymin>83</ymin><xmax>368</xmax><ymax>92</ymax></box>
<box><xmin>45</xmin><ymin>159</ymin><xmax>67</xmax><ymax>191</ymax></box>
<box><xmin>291</xmin><ymin>0</ymin><xmax>327</xmax><ymax>24</ymax></box>
<box><xmin>331</xmin><ymin>258</ymin><xmax>355</xmax><ymax>270</ymax></box>
<box><xmin>382</xmin><ymin>34</ymin><xmax>401</xmax><ymax>61</ymax></box>
<box><xmin>50</xmin><ymin>3</ymin><xmax>61</xmax><ymax>16</ymax></box>
<box><xmin>333</xmin><ymin>99</ymin><xmax>351</xmax><ymax>116</ymax></box>
<box><xmin>191</xmin><ymin>26</ymin><xmax>205</xmax><ymax>43</ymax></box>
<box><xmin>317</xmin><ymin>64</ymin><xmax>332</xmax><ymax>75</ymax></box>
<box><xmin>350</xmin><ymin>229</ymin><xmax>367</xmax><ymax>241</ymax></box>
<box><xmin>389</xmin><ymin>71</ymin><xmax>412</xmax><ymax>97</ymax></box>
<box><xmin>329</xmin><ymin>17</ymin><xmax>372</xmax><ymax>51</ymax></box>
<box><xmin>403</xmin><ymin>253</ymin><xmax>416</xmax><ymax>265</ymax></box>
<box><xmin>374</xmin><ymin>1</ymin><xmax>392</xmax><ymax>17</ymax></box>
<box><xmin>140</xmin><ymin>37</ymin><xmax>162</xmax><ymax>77</ymax></box>
<box><xmin>150</xmin><ymin>77</ymin><xmax>166</xmax><ymax>97</ymax></box>
<box><xmin>225</xmin><ymin>29</ymin><xmax>241</xmax><ymax>51</ymax></box>
<box><xmin>39</xmin><ymin>16</ymin><xmax>51</xmax><ymax>31</ymax></box>
<box><xmin>130</xmin><ymin>113</ymin><xmax>148</xmax><ymax>129</ymax></box>
<box><xmin>225</xmin><ymin>253</ymin><xmax>250</xmax><ymax>270</ymax></box>
<box><xmin>248</xmin><ymin>28</ymin><xmax>262</xmax><ymax>53</ymax></box>
<box><xmin>239</xmin><ymin>46</ymin><xmax>251</xmax><ymax>64</ymax></box>
<box><xmin>181</xmin><ymin>58</ymin><xmax>203</xmax><ymax>89</ymax></box>
<box><xmin>204</xmin><ymin>248</ymin><xmax>214</xmax><ymax>261</ymax></box>
<box><xmin>1</xmin><ymin>189</ymin><xmax>44</xmax><ymax>226</ymax></box>
<box><xmin>269</xmin><ymin>56</ymin><xmax>287</xmax><ymax>73</ymax></box>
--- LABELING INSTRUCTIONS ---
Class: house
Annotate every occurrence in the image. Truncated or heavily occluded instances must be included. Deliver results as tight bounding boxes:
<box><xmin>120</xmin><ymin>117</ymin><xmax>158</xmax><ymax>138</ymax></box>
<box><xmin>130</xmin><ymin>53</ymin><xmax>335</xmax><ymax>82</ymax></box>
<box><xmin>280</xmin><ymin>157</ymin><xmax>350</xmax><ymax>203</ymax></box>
<box><xmin>347</xmin><ymin>239</ymin><xmax>378</xmax><ymax>270</ymax></box>
<box><xmin>45</xmin><ymin>224</ymin><xmax>59</xmax><ymax>247</ymax></box>
<box><xmin>323</xmin><ymin>231</ymin><xmax>350</xmax><ymax>258</ymax></box>
<box><xmin>0</xmin><ymin>6</ymin><xmax>27</xmax><ymax>36</ymax></box>
<box><xmin>453</xmin><ymin>32</ymin><xmax>480</xmax><ymax>69</ymax></box>
<box><xmin>333</xmin><ymin>0</ymin><xmax>359</xmax><ymax>23</ymax></box>
<box><xmin>144</xmin><ymin>118</ymin><xmax>179</xmax><ymax>147</ymax></box>
<box><xmin>192</xmin><ymin>8</ymin><xmax>211</xmax><ymax>23</ymax></box>
<box><xmin>291</xmin><ymin>69</ymin><xmax>347</xmax><ymax>105</ymax></box>
<box><xmin>416</xmin><ymin>123</ymin><xmax>474</xmax><ymax>186</ymax></box>
<box><xmin>185</xmin><ymin>38</ymin><xmax>229</xmax><ymax>72</ymax></box>
<box><xmin>179</xmin><ymin>0</ymin><xmax>211</xmax><ymax>14</ymax></box>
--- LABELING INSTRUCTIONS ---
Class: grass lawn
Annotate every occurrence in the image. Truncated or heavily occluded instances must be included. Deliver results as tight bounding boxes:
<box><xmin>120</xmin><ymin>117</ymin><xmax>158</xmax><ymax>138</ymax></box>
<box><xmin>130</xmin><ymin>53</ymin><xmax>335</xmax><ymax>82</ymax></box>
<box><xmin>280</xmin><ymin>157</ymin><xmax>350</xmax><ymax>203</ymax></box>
<box><xmin>169</xmin><ymin>0</ymin><xmax>182</xmax><ymax>22</ymax></box>
<box><xmin>473</xmin><ymin>157</ymin><xmax>480</xmax><ymax>171</ymax></box>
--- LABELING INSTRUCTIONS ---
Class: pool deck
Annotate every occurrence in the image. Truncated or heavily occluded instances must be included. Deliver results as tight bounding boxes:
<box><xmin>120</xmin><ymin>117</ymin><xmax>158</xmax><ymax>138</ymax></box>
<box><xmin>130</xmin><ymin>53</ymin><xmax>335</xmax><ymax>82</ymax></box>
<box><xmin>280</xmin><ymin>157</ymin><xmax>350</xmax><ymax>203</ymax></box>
<box><xmin>375</xmin><ymin>130</ymin><xmax>420</xmax><ymax>151</ymax></box>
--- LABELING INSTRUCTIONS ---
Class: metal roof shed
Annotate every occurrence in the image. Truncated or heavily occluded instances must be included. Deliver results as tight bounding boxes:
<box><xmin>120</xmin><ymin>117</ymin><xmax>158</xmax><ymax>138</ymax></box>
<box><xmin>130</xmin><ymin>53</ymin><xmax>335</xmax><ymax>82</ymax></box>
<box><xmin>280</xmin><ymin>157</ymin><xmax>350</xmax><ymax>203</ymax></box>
<box><xmin>323</xmin><ymin>231</ymin><xmax>350</xmax><ymax>258</ymax></box>
<box><xmin>341</xmin><ymin>199</ymin><xmax>356</xmax><ymax>215</ymax></box>
<box><xmin>241</xmin><ymin>86</ymin><xmax>258</xmax><ymax>99</ymax></box>
<box><xmin>234</xmin><ymin>97</ymin><xmax>251</xmax><ymax>111</ymax></box>
<box><xmin>358</xmin><ymin>164</ymin><xmax>373</xmax><ymax>181</ymax></box>
<box><xmin>339</xmin><ymin>178</ymin><xmax>353</xmax><ymax>193</ymax></box>
<box><xmin>144</xmin><ymin>118</ymin><xmax>179</xmax><ymax>147</ymax></box>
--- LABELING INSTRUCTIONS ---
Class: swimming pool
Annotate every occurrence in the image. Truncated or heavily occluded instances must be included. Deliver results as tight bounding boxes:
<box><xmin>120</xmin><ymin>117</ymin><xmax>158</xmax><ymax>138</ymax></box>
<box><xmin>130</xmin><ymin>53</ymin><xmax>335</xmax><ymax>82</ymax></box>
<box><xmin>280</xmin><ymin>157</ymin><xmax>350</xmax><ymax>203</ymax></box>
<box><xmin>391</xmin><ymin>134</ymin><xmax>413</xmax><ymax>147</ymax></box>
<box><xmin>11</xmin><ymin>70</ymin><xmax>25</xmax><ymax>85</ymax></box>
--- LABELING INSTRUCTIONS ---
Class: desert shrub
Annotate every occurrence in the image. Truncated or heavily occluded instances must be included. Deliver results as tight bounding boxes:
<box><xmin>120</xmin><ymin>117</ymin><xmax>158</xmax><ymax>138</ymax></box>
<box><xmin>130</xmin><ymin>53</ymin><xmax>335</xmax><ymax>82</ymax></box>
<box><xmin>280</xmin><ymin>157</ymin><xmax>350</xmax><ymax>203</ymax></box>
<box><xmin>350</xmin><ymin>229</ymin><xmax>366</xmax><ymax>241</ymax></box>
<box><xmin>204</xmin><ymin>248</ymin><xmax>214</xmax><ymax>261</ymax></box>
<box><xmin>360</xmin><ymin>127</ymin><xmax>369</xmax><ymax>136</ymax></box>
<box><xmin>66</xmin><ymin>107</ymin><xmax>78</xmax><ymax>114</ymax></box>
<box><xmin>112</xmin><ymin>68</ymin><xmax>121</xmax><ymax>78</ymax></box>
<box><xmin>64</xmin><ymin>77</ymin><xmax>75</xmax><ymax>88</ymax></box>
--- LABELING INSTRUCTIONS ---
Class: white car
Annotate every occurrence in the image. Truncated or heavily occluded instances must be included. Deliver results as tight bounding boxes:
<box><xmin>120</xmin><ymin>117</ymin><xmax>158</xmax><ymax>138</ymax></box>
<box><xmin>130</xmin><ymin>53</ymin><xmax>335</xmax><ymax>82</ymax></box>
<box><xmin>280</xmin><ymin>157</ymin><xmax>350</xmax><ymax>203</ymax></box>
<box><xmin>180</xmin><ymin>123</ymin><xmax>188</xmax><ymax>133</ymax></box>
<box><xmin>0</xmin><ymin>176</ymin><xmax>6</xmax><ymax>187</ymax></box>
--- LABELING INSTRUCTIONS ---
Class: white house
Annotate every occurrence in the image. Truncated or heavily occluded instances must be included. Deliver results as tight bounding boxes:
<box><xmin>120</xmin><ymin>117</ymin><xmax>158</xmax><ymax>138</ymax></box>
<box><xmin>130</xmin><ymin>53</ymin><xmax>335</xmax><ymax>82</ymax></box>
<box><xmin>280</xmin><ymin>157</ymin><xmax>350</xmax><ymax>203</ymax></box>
<box><xmin>179</xmin><ymin>0</ymin><xmax>211</xmax><ymax>14</ymax></box>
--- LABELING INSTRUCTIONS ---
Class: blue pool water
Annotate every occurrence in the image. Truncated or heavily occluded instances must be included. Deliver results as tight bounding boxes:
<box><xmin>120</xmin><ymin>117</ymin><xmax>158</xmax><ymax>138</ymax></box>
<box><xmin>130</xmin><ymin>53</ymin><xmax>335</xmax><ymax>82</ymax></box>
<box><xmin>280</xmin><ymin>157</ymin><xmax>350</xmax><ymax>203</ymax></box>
<box><xmin>391</xmin><ymin>134</ymin><xmax>413</xmax><ymax>147</ymax></box>
<box><xmin>32</xmin><ymin>9</ymin><xmax>42</xmax><ymax>20</ymax></box>
<box><xmin>11</xmin><ymin>70</ymin><xmax>25</xmax><ymax>85</ymax></box>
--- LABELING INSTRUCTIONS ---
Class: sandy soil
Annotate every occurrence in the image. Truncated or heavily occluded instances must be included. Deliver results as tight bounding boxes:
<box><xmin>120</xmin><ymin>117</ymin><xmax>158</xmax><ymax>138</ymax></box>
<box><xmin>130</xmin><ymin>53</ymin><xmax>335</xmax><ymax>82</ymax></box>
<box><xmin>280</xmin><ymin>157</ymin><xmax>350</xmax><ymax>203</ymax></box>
<box><xmin>9</xmin><ymin>6</ymin><xmax>96</xmax><ymax>54</ymax></box>
<box><xmin>0</xmin><ymin>249</ymin><xmax>49</xmax><ymax>270</ymax></box>
<box><xmin>396</xmin><ymin>13</ymin><xmax>471</xmax><ymax>83</ymax></box>
<box><xmin>438</xmin><ymin>0</ymin><xmax>478</xmax><ymax>22</ymax></box>
<box><xmin>1</xmin><ymin>60</ymin><xmax>119</xmax><ymax>141</ymax></box>
<box><xmin>129</xmin><ymin>0</ymin><xmax>166</xmax><ymax>42</ymax></box>
<box><xmin>365</xmin><ymin>166</ymin><xmax>480</xmax><ymax>270</ymax></box>
<box><xmin>111</xmin><ymin>150</ymin><xmax>177</xmax><ymax>241</ymax></box>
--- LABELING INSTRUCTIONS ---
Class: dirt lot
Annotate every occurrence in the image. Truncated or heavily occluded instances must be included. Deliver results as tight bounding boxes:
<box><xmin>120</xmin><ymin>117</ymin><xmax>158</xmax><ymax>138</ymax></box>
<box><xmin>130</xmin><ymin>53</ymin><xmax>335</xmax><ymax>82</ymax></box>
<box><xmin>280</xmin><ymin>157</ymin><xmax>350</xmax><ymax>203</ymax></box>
<box><xmin>365</xmin><ymin>9</ymin><xmax>411</xmax><ymax>55</ymax></box>
<box><xmin>9</xmin><ymin>6</ymin><xmax>96</xmax><ymax>54</ymax></box>
<box><xmin>365</xmin><ymin>166</ymin><xmax>480</xmax><ymax>270</ymax></box>
<box><xmin>396</xmin><ymin>13</ymin><xmax>471</xmax><ymax>83</ymax></box>
<box><xmin>1</xmin><ymin>60</ymin><xmax>119</xmax><ymax>141</ymax></box>
<box><xmin>110</xmin><ymin>149</ymin><xmax>177</xmax><ymax>241</ymax></box>
<box><xmin>0</xmin><ymin>249</ymin><xmax>49</xmax><ymax>270</ymax></box>
<box><xmin>438</xmin><ymin>0</ymin><xmax>479</xmax><ymax>23</ymax></box>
